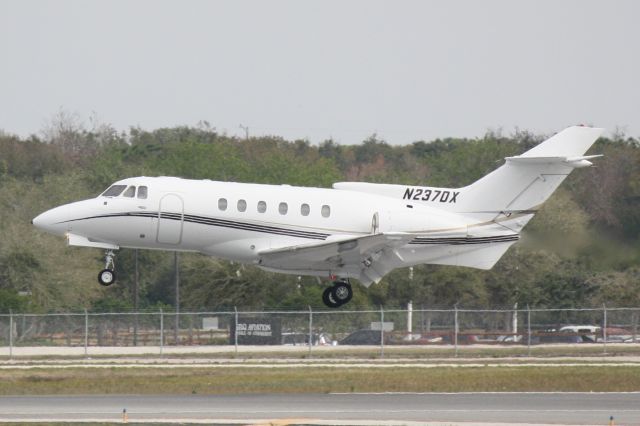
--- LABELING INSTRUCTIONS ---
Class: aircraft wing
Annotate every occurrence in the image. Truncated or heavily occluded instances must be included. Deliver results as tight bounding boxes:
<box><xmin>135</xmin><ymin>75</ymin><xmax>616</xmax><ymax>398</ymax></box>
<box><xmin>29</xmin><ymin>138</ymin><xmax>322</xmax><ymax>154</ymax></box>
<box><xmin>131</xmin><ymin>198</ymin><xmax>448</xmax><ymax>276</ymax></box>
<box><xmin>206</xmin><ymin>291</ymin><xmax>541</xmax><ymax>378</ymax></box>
<box><xmin>257</xmin><ymin>233</ymin><xmax>414</xmax><ymax>286</ymax></box>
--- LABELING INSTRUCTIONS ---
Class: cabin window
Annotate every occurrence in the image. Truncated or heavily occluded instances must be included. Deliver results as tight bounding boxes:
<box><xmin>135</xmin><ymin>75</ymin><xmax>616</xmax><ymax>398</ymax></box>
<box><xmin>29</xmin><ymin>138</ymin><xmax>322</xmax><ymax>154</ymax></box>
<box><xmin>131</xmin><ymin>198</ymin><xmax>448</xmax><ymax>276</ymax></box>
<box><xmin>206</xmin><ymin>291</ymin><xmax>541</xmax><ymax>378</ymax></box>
<box><xmin>237</xmin><ymin>199</ymin><xmax>247</xmax><ymax>212</ymax></box>
<box><xmin>123</xmin><ymin>186</ymin><xmax>136</xmax><ymax>198</ymax></box>
<box><xmin>101</xmin><ymin>185</ymin><xmax>127</xmax><ymax>197</ymax></box>
<box><xmin>257</xmin><ymin>201</ymin><xmax>267</xmax><ymax>213</ymax></box>
<box><xmin>218</xmin><ymin>198</ymin><xmax>228</xmax><ymax>211</ymax></box>
<box><xmin>137</xmin><ymin>186</ymin><xmax>148</xmax><ymax>199</ymax></box>
<box><xmin>300</xmin><ymin>203</ymin><xmax>310</xmax><ymax>216</ymax></box>
<box><xmin>321</xmin><ymin>205</ymin><xmax>331</xmax><ymax>218</ymax></box>
<box><xmin>279</xmin><ymin>202</ymin><xmax>288</xmax><ymax>215</ymax></box>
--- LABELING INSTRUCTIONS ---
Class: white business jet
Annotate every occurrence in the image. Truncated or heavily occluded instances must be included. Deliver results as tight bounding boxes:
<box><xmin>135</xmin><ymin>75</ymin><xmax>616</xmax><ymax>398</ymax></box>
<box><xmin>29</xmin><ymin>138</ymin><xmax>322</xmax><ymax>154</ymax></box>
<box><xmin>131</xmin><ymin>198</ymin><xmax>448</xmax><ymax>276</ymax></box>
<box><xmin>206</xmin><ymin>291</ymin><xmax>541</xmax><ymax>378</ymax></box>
<box><xmin>32</xmin><ymin>126</ymin><xmax>603</xmax><ymax>308</ymax></box>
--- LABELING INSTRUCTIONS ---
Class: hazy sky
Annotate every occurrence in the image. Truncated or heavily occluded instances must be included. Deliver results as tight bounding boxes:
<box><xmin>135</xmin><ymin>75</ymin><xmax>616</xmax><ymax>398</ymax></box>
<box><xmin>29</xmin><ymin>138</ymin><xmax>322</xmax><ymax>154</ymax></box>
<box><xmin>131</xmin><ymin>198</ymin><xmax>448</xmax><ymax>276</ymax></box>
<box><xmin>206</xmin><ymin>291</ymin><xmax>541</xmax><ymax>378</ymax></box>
<box><xmin>1</xmin><ymin>0</ymin><xmax>638</xmax><ymax>144</ymax></box>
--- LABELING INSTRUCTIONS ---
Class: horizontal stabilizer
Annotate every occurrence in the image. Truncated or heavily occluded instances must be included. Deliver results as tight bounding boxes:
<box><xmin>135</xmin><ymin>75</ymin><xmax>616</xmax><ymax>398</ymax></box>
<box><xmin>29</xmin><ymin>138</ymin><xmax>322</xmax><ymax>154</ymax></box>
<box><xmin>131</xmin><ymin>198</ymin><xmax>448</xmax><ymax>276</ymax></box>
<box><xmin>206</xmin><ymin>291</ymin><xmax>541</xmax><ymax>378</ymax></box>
<box><xmin>506</xmin><ymin>154</ymin><xmax>603</xmax><ymax>168</ymax></box>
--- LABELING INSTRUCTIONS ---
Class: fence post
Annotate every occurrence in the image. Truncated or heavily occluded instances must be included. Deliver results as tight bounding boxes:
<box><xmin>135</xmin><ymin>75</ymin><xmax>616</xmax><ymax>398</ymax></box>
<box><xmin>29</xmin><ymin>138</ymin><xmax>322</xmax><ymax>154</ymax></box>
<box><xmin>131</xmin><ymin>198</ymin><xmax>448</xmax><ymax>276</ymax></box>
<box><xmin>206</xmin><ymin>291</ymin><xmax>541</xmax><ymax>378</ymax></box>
<box><xmin>602</xmin><ymin>303</ymin><xmax>607</xmax><ymax>355</ymax></box>
<box><xmin>134</xmin><ymin>249</ymin><xmax>139</xmax><ymax>346</ymax></box>
<box><xmin>308</xmin><ymin>306</ymin><xmax>313</xmax><ymax>357</ymax></box>
<box><xmin>526</xmin><ymin>305</ymin><xmax>531</xmax><ymax>356</ymax></box>
<box><xmin>380</xmin><ymin>306</ymin><xmax>384</xmax><ymax>359</ymax></box>
<box><xmin>454</xmin><ymin>305</ymin><xmax>458</xmax><ymax>358</ymax></box>
<box><xmin>9</xmin><ymin>309</ymin><xmax>13</xmax><ymax>360</ymax></box>
<box><xmin>133</xmin><ymin>310</ymin><xmax>138</xmax><ymax>347</ymax></box>
<box><xmin>174</xmin><ymin>251</ymin><xmax>180</xmax><ymax>346</ymax></box>
<box><xmin>84</xmin><ymin>309</ymin><xmax>88</xmax><ymax>358</ymax></box>
<box><xmin>234</xmin><ymin>307</ymin><xmax>238</xmax><ymax>355</ymax></box>
<box><xmin>159</xmin><ymin>308</ymin><xmax>164</xmax><ymax>356</ymax></box>
<box><xmin>407</xmin><ymin>301</ymin><xmax>413</xmax><ymax>339</ymax></box>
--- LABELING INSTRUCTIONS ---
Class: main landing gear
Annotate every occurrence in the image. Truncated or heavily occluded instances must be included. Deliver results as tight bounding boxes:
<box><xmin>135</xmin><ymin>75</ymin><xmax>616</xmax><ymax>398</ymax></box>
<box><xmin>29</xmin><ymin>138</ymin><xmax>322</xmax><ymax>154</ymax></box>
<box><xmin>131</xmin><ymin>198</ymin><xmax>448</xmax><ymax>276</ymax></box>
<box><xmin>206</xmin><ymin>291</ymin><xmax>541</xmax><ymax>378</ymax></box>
<box><xmin>322</xmin><ymin>279</ymin><xmax>353</xmax><ymax>308</ymax></box>
<box><xmin>98</xmin><ymin>250</ymin><xmax>117</xmax><ymax>287</ymax></box>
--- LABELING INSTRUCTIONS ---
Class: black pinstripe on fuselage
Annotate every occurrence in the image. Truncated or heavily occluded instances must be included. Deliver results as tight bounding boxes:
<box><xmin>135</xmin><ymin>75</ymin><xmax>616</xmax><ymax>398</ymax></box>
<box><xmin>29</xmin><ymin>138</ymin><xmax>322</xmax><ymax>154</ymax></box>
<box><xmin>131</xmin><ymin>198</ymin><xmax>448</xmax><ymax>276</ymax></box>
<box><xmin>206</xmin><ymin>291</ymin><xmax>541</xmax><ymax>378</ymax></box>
<box><xmin>58</xmin><ymin>211</ymin><xmax>331</xmax><ymax>240</ymax></box>
<box><xmin>58</xmin><ymin>211</ymin><xmax>520</xmax><ymax>246</ymax></box>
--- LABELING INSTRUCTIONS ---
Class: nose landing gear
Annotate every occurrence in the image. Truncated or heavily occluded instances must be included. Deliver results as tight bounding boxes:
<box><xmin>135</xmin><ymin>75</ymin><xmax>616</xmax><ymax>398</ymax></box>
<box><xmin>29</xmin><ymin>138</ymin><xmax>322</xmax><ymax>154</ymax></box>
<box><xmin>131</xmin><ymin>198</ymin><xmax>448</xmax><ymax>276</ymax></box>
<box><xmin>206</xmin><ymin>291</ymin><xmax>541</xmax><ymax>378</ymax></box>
<box><xmin>98</xmin><ymin>250</ymin><xmax>117</xmax><ymax>287</ymax></box>
<box><xmin>322</xmin><ymin>279</ymin><xmax>353</xmax><ymax>308</ymax></box>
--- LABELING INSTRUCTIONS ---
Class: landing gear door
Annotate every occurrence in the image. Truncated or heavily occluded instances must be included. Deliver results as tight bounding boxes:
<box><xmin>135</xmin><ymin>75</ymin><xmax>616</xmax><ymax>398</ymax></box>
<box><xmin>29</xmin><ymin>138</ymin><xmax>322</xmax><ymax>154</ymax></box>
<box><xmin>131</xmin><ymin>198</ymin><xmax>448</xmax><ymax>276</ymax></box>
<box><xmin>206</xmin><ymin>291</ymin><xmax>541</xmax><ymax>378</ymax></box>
<box><xmin>157</xmin><ymin>194</ymin><xmax>184</xmax><ymax>244</ymax></box>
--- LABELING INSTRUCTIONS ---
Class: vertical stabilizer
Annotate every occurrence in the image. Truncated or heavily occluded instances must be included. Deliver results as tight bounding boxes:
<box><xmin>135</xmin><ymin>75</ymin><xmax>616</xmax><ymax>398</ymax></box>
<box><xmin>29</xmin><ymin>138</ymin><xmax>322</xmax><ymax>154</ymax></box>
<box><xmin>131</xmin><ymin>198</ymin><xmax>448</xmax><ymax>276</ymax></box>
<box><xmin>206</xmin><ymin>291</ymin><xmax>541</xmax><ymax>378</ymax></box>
<box><xmin>333</xmin><ymin>126</ymin><xmax>603</xmax><ymax>233</ymax></box>
<box><xmin>454</xmin><ymin>126</ymin><xmax>604</xmax><ymax>229</ymax></box>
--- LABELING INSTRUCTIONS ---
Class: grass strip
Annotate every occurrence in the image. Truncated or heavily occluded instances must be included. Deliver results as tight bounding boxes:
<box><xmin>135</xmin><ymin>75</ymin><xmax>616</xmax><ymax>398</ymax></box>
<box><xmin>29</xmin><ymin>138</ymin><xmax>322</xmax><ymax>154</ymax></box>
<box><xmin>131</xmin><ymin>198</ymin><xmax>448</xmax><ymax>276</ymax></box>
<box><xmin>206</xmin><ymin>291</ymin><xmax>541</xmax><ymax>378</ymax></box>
<box><xmin>1</xmin><ymin>366</ymin><xmax>639</xmax><ymax>394</ymax></box>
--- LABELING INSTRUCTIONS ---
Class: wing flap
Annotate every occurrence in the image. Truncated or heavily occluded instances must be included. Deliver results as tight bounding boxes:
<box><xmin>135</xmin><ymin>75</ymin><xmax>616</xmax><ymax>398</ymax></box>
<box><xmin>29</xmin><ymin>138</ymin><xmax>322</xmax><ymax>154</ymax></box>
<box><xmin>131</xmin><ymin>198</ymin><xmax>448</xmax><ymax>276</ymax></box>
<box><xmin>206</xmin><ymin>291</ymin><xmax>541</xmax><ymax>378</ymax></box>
<box><xmin>258</xmin><ymin>232</ymin><xmax>413</xmax><ymax>284</ymax></box>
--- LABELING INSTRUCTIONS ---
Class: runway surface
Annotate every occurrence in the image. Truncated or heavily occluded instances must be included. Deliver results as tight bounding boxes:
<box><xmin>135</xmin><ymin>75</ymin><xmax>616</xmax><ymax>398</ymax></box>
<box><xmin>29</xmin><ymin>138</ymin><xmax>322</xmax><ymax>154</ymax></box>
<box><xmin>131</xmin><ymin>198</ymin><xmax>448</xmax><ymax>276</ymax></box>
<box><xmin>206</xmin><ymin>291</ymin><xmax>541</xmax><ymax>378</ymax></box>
<box><xmin>0</xmin><ymin>393</ymin><xmax>638</xmax><ymax>425</ymax></box>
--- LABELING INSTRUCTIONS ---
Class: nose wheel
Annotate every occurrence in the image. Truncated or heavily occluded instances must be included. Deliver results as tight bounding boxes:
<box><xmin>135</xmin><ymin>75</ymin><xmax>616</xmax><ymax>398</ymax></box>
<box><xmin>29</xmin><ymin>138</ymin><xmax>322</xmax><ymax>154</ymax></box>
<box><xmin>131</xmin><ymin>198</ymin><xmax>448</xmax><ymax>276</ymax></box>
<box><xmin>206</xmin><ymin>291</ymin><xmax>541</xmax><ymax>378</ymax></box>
<box><xmin>322</xmin><ymin>279</ymin><xmax>353</xmax><ymax>308</ymax></box>
<box><xmin>98</xmin><ymin>250</ymin><xmax>117</xmax><ymax>287</ymax></box>
<box><xmin>98</xmin><ymin>269</ymin><xmax>116</xmax><ymax>286</ymax></box>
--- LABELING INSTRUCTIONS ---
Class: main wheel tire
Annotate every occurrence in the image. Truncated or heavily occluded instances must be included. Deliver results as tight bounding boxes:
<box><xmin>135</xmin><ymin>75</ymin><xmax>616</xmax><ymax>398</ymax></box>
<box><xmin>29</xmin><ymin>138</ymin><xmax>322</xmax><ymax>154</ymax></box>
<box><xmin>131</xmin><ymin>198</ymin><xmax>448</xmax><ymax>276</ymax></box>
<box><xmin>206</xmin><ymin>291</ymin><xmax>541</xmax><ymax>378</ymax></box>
<box><xmin>331</xmin><ymin>282</ymin><xmax>353</xmax><ymax>305</ymax></box>
<box><xmin>98</xmin><ymin>269</ymin><xmax>116</xmax><ymax>286</ymax></box>
<box><xmin>322</xmin><ymin>286</ymin><xmax>341</xmax><ymax>308</ymax></box>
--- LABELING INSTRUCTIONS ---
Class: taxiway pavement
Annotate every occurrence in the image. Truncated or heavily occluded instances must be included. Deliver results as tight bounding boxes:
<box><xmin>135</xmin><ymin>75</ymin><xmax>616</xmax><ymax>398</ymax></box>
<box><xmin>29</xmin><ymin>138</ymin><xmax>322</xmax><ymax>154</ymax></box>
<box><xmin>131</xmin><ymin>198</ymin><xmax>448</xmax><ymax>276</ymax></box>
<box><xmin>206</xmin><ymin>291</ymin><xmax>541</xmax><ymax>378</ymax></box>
<box><xmin>0</xmin><ymin>392</ymin><xmax>638</xmax><ymax>425</ymax></box>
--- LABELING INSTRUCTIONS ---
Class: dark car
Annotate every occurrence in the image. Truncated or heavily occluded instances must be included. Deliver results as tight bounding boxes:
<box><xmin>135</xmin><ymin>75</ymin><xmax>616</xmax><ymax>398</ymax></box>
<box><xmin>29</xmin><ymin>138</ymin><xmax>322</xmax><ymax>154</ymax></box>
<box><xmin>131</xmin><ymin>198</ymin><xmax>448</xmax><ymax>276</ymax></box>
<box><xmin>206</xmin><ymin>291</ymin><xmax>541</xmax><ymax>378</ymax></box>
<box><xmin>441</xmin><ymin>334</ymin><xmax>480</xmax><ymax>345</ymax></box>
<box><xmin>339</xmin><ymin>329</ymin><xmax>385</xmax><ymax>345</ymax></box>
<box><xmin>531</xmin><ymin>333</ymin><xmax>595</xmax><ymax>344</ymax></box>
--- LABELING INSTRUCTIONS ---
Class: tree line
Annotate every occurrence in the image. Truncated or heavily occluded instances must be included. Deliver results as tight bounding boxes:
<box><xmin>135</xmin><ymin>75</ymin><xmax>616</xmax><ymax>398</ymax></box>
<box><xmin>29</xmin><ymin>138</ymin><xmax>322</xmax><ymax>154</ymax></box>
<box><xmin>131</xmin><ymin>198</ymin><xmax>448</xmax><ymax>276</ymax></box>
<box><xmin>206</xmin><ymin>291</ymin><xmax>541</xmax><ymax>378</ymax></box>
<box><xmin>0</xmin><ymin>115</ymin><xmax>638</xmax><ymax>312</ymax></box>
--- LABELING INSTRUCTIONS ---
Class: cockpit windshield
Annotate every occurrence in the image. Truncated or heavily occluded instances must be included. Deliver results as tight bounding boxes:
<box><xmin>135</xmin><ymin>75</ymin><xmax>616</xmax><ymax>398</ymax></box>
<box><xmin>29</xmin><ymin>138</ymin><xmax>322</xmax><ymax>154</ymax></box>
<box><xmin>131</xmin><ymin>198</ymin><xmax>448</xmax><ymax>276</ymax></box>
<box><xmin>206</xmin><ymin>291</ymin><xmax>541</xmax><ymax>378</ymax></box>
<box><xmin>101</xmin><ymin>185</ymin><xmax>127</xmax><ymax>197</ymax></box>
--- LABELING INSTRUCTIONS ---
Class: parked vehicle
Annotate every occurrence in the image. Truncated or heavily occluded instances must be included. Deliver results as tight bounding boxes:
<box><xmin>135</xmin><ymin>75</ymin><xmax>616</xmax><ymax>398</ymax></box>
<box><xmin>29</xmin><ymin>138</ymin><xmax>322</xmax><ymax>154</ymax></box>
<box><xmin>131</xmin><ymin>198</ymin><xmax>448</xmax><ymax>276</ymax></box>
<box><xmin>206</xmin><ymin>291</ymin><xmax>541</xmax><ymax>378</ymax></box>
<box><xmin>530</xmin><ymin>328</ymin><xmax>595</xmax><ymax>344</ymax></box>
<box><xmin>602</xmin><ymin>327</ymin><xmax>635</xmax><ymax>343</ymax></box>
<box><xmin>441</xmin><ymin>334</ymin><xmax>480</xmax><ymax>344</ymax></box>
<box><xmin>559</xmin><ymin>325</ymin><xmax>600</xmax><ymax>334</ymax></box>
<box><xmin>538</xmin><ymin>334</ymin><xmax>594</xmax><ymax>344</ymax></box>
<box><xmin>496</xmin><ymin>335</ymin><xmax>523</xmax><ymax>343</ymax></box>
<box><xmin>281</xmin><ymin>332</ymin><xmax>331</xmax><ymax>346</ymax></box>
<box><xmin>339</xmin><ymin>329</ymin><xmax>387</xmax><ymax>345</ymax></box>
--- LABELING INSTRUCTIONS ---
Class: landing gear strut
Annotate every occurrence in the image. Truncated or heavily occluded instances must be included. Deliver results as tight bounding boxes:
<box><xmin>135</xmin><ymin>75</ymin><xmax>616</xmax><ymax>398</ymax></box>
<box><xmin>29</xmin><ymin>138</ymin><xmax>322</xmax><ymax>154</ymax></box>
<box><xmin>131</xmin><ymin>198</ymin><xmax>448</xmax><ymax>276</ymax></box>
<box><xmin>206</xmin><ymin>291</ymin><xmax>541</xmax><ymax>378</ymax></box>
<box><xmin>98</xmin><ymin>250</ymin><xmax>117</xmax><ymax>287</ymax></box>
<box><xmin>322</xmin><ymin>279</ymin><xmax>353</xmax><ymax>308</ymax></box>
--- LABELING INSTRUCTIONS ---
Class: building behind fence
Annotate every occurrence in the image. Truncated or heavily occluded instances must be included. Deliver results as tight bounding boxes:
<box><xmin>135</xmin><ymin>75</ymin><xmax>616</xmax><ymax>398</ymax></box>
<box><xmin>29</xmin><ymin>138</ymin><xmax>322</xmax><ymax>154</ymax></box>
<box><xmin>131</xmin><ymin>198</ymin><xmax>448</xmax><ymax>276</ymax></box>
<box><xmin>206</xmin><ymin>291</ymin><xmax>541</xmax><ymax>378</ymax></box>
<box><xmin>1</xmin><ymin>306</ymin><xmax>638</xmax><ymax>354</ymax></box>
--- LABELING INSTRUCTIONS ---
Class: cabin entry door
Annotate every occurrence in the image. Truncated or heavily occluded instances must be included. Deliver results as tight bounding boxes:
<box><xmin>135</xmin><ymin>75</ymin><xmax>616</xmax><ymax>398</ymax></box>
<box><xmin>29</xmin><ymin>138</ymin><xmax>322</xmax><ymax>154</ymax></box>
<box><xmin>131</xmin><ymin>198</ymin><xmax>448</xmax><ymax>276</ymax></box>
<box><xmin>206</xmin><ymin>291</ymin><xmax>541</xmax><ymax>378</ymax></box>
<box><xmin>156</xmin><ymin>194</ymin><xmax>184</xmax><ymax>244</ymax></box>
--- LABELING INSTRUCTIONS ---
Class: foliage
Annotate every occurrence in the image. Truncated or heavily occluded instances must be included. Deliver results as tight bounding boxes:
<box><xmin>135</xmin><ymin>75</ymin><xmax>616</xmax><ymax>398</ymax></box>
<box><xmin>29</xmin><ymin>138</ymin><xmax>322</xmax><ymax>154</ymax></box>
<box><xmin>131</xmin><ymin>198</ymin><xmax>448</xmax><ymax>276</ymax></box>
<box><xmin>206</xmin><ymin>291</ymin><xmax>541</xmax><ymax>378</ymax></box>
<box><xmin>1</xmin><ymin>118</ymin><xmax>638</xmax><ymax>312</ymax></box>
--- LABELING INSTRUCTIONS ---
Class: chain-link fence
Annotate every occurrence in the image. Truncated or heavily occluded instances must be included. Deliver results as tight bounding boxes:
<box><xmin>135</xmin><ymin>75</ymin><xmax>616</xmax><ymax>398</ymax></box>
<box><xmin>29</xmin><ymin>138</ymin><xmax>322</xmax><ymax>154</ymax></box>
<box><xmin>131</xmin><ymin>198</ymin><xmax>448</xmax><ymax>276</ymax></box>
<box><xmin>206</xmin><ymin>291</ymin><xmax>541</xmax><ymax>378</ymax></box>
<box><xmin>0</xmin><ymin>306</ymin><xmax>638</xmax><ymax>357</ymax></box>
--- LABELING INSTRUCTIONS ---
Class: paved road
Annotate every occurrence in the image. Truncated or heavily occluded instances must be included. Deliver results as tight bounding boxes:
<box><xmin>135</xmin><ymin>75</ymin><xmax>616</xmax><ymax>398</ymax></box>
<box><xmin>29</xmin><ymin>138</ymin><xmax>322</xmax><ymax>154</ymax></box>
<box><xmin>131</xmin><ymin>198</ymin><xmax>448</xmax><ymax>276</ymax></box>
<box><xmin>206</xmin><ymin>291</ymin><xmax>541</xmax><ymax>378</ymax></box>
<box><xmin>0</xmin><ymin>393</ymin><xmax>638</xmax><ymax>425</ymax></box>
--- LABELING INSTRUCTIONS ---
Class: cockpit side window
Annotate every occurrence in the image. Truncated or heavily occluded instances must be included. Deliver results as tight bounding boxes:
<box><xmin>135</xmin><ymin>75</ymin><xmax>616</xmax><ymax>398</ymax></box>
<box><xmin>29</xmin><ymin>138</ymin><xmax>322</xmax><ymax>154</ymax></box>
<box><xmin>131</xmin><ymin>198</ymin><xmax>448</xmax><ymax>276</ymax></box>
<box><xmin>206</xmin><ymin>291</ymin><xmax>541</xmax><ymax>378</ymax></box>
<box><xmin>123</xmin><ymin>186</ymin><xmax>136</xmax><ymax>198</ymax></box>
<box><xmin>101</xmin><ymin>185</ymin><xmax>127</xmax><ymax>197</ymax></box>
<box><xmin>137</xmin><ymin>186</ymin><xmax>148</xmax><ymax>199</ymax></box>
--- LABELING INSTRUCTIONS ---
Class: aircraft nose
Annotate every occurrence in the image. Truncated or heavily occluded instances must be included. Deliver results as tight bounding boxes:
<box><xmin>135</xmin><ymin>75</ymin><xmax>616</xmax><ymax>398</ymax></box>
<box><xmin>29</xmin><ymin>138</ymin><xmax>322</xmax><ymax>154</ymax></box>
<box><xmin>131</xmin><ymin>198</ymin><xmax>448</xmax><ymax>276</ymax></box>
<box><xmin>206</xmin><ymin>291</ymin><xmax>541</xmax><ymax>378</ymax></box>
<box><xmin>32</xmin><ymin>211</ymin><xmax>52</xmax><ymax>231</ymax></box>
<box><xmin>32</xmin><ymin>207</ymin><xmax>69</xmax><ymax>236</ymax></box>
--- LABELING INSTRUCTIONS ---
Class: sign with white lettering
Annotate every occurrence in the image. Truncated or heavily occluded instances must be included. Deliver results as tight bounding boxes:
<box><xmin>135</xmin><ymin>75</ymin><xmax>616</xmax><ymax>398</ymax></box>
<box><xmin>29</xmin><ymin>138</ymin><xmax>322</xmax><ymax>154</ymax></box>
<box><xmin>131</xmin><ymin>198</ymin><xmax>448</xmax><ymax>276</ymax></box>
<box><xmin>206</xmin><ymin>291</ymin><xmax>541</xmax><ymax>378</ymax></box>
<box><xmin>230</xmin><ymin>317</ymin><xmax>282</xmax><ymax>345</ymax></box>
